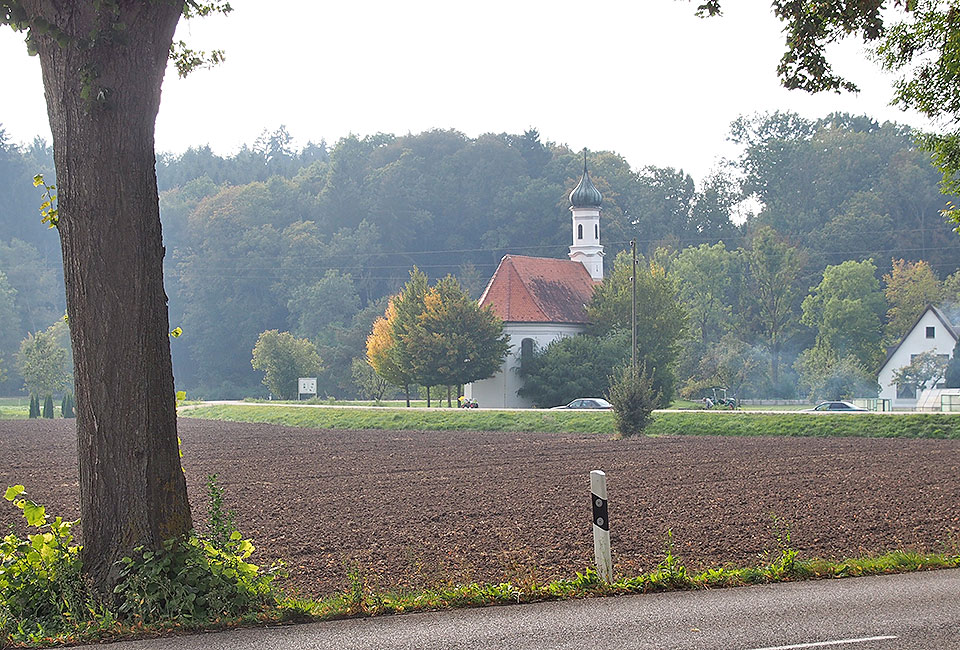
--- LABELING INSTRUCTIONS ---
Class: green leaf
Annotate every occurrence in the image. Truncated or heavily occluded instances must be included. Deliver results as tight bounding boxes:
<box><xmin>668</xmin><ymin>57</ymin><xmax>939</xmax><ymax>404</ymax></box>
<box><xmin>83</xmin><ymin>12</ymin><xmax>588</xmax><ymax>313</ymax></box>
<box><xmin>22</xmin><ymin>500</ymin><xmax>47</xmax><ymax>526</ymax></box>
<box><xmin>4</xmin><ymin>485</ymin><xmax>25</xmax><ymax>501</ymax></box>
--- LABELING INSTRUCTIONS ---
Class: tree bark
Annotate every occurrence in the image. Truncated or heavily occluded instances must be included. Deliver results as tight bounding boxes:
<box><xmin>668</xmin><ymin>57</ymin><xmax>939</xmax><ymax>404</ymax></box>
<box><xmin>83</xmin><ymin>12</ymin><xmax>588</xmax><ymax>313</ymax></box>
<box><xmin>26</xmin><ymin>0</ymin><xmax>191</xmax><ymax>592</ymax></box>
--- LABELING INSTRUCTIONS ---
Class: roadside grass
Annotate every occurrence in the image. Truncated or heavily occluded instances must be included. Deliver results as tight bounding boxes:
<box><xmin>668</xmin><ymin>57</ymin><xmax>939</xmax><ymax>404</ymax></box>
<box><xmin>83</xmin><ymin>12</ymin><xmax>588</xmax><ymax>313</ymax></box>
<box><xmin>181</xmin><ymin>404</ymin><xmax>960</xmax><ymax>439</ymax></box>
<box><xmin>6</xmin><ymin>548</ymin><xmax>957</xmax><ymax>648</ymax></box>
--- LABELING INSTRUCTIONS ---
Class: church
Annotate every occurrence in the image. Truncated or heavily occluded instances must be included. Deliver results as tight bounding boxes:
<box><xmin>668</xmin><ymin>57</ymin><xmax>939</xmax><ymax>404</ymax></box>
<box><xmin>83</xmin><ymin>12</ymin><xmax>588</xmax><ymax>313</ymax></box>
<box><xmin>464</xmin><ymin>155</ymin><xmax>605</xmax><ymax>408</ymax></box>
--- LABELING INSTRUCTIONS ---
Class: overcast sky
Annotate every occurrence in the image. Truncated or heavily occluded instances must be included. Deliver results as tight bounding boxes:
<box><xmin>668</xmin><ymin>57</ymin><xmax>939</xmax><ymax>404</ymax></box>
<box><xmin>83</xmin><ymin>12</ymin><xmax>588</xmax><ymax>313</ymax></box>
<box><xmin>0</xmin><ymin>1</ymin><xmax>933</xmax><ymax>183</ymax></box>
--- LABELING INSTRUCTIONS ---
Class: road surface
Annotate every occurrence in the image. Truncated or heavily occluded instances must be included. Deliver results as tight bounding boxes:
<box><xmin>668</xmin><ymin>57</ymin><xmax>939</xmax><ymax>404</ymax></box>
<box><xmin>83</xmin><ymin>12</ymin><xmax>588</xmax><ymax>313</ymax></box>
<box><xmin>75</xmin><ymin>568</ymin><xmax>959</xmax><ymax>649</ymax></box>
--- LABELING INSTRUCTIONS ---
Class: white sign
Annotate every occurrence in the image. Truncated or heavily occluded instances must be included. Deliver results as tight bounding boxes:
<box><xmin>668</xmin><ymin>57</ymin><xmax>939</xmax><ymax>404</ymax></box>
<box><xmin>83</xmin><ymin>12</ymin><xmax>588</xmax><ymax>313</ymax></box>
<box><xmin>298</xmin><ymin>377</ymin><xmax>317</xmax><ymax>396</ymax></box>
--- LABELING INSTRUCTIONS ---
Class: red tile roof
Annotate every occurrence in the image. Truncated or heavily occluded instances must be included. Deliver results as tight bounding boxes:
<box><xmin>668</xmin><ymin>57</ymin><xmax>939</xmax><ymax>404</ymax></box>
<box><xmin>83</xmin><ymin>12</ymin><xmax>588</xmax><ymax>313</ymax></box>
<box><xmin>478</xmin><ymin>255</ymin><xmax>598</xmax><ymax>324</ymax></box>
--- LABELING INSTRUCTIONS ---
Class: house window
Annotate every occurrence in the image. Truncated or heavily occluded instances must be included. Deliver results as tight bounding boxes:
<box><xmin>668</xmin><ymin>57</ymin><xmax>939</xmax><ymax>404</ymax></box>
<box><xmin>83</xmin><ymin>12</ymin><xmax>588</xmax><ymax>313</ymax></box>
<box><xmin>577</xmin><ymin>224</ymin><xmax>583</xmax><ymax>240</ymax></box>
<box><xmin>926</xmin><ymin>326</ymin><xmax>935</xmax><ymax>338</ymax></box>
<box><xmin>897</xmin><ymin>383</ymin><xmax>917</xmax><ymax>399</ymax></box>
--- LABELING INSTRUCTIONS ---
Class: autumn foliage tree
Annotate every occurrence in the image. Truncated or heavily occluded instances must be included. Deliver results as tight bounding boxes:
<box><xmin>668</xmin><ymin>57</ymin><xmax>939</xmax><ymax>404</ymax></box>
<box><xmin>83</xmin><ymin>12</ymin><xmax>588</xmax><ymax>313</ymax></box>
<box><xmin>366</xmin><ymin>269</ymin><xmax>509</xmax><ymax>406</ymax></box>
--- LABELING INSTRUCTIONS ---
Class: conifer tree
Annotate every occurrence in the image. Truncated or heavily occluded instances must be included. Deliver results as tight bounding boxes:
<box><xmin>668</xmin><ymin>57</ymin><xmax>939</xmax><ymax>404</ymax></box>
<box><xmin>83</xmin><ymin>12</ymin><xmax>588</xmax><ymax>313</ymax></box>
<box><xmin>42</xmin><ymin>395</ymin><xmax>54</xmax><ymax>418</ymax></box>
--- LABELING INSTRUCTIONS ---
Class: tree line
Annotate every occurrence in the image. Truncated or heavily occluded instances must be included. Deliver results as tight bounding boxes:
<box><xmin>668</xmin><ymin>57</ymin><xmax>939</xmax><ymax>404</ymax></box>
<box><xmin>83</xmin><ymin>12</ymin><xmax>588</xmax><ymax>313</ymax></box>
<box><xmin>1</xmin><ymin>114</ymin><xmax>959</xmax><ymax>402</ymax></box>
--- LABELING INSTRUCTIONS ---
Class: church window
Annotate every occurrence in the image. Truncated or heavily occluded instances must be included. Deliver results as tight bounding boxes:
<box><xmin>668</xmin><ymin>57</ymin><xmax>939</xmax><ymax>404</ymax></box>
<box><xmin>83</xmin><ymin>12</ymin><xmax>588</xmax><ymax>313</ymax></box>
<box><xmin>577</xmin><ymin>224</ymin><xmax>583</xmax><ymax>239</ymax></box>
<box><xmin>595</xmin><ymin>224</ymin><xmax>598</xmax><ymax>239</ymax></box>
<box><xmin>520</xmin><ymin>338</ymin><xmax>534</xmax><ymax>370</ymax></box>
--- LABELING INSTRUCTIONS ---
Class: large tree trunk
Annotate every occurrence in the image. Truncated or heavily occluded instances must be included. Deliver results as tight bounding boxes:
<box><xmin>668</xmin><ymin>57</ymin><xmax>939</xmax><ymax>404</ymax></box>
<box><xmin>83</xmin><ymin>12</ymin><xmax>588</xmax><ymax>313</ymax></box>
<box><xmin>27</xmin><ymin>1</ymin><xmax>191</xmax><ymax>591</ymax></box>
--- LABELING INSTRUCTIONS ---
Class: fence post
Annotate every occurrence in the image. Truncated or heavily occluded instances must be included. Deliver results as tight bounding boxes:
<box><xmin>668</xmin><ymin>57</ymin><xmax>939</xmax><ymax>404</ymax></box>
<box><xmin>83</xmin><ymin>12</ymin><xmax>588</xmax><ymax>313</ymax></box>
<box><xmin>590</xmin><ymin>470</ymin><xmax>613</xmax><ymax>582</ymax></box>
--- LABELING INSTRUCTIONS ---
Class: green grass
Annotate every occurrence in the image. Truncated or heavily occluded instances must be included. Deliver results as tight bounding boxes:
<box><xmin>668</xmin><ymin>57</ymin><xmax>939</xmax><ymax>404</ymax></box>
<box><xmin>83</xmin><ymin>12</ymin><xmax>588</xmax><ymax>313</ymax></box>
<box><xmin>182</xmin><ymin>404</ymin><xmax>615</xmax><ymax>434</ymax></box>
<box><xmin>9</xmin><ymin>548</ymin><xmax>956</xmax><ymax>647</ymax></box>
<box><xmin>645</xmin><ymin>411</ymin><xmax>960</xmax><ymax>439</ymax></box>
<box><xmin>181</xmin><ymin>404</ymin><xmax>960</xmax><ymax>439</ymax></box>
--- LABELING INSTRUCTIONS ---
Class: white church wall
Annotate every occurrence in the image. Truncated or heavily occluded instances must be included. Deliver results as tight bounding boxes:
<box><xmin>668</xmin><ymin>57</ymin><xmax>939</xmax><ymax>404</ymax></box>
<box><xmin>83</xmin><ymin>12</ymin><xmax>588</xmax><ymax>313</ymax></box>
<box><xmin>465</xmin><ymin>322</ymin><xmax>586</xmax><ymax>408</ymax></box>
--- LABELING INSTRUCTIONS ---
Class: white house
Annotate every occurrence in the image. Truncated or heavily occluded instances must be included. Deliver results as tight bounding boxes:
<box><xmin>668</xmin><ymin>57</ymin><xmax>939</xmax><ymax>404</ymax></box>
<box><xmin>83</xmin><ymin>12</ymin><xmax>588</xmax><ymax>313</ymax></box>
<box><xmin>877</xmin><ymin>305</ymin><xmax>958</xmax><ymax>409</ymax></box>
<box><xmin>464</xmin><ymin>155</ymin><xmax>604</xmax><ymax>408</ymax></box>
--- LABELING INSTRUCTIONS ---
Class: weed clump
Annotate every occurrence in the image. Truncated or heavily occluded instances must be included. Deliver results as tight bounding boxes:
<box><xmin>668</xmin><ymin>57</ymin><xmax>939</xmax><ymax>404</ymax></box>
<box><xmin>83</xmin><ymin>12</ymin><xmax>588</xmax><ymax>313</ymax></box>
<box><xmin>1</xmin><ymin>478</ymin><xmax>283</xmax><ymax>646</ymax></box>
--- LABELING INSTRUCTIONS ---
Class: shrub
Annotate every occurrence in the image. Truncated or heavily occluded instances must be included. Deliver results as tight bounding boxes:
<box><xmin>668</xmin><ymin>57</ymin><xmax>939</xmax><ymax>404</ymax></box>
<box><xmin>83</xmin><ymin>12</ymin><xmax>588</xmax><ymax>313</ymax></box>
<box><xmin>608</xmin><ymin>363</ymin><xmax>660</xmax><ymax>437</ymax></box>
<box><xmin>28</xmin><ymin>394</ymin><xmax>39</xmax><ymax>419</ymax></box>
<box><xmin>0</xmin><ymin>486</ymin><xmax>87</xmax><ymax>640</ymax></box>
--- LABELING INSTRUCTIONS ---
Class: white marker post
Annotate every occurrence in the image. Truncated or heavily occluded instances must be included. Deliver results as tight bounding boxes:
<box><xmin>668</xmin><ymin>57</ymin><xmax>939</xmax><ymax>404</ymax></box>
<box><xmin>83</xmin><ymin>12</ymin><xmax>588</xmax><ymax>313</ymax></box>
<box><xmin>590</xmin><ymin>469</ymin><xmax>613</xmax><ymax>582</ymax></box>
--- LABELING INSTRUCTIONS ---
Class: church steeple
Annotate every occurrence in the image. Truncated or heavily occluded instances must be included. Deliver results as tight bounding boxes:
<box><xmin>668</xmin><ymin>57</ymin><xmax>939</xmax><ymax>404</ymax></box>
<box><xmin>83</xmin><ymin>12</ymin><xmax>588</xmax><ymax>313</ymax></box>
<box><xmin>568</xmin><ymin>150</ymin><xmax>604</xmax><ymax>280</ymax></box>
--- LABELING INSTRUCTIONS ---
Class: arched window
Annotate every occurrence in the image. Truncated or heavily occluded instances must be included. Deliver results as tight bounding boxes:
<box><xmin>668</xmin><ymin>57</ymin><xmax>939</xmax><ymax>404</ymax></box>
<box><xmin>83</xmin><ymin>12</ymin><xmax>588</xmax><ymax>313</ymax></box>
<box><xmin>520</xmin><ymin>338</ymin><xmax>534</xmax><ymax>369</ymax></box>
<box><xmin>577</xmin><ymin>224</ymin><xmax>583</xmax><ymax>239</ymax></box>
<box><xmin>595</xmin><ymin>224</ymin><xmax>599</xmax><ymax>240</ymax></box>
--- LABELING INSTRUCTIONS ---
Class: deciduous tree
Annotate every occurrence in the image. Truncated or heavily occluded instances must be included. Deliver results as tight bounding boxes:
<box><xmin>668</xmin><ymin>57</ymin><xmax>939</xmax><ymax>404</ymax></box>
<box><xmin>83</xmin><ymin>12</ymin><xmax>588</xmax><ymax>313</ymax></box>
<box><xmin>405</xmin><ymin>275</ymin><xmax>509</xmax><ymax>395</ymax></box>
<box><xmin>800</xmin><ymin>259</ymin><xmax>887</xmax><ymax>370</ymax></box>
<box><xmin>890</xmin><ymin>349</ymin><xmax>949</xmax><ymax>395</ymax></box>
<box><xmin>251</xmin><ymin>330</ymin><xmax>323</xmax><ymax>400</ymax></box>
<box><xmin>883</xmin><ymin>259</ymin><xmax>943</xmax><ymax>345</ymax></box>
<box><xmin>742</xmin><ymin>226</ymin><xmax>805</xmax><ymax>387</ymax></box>
<box><xmin>14</xmin><ymin>329</ymin><xmax>69</xmax><ymax>398</ymax></box>
<box><xmin>1</xmin><ymin>0</ymin><xmax>229</xmax><ymax>590</ymax></box>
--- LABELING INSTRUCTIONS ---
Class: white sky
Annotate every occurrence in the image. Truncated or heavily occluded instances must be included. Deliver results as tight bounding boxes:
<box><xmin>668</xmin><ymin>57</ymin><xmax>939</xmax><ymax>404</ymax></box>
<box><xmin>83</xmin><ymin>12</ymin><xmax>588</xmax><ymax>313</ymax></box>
<box><xmin>0</xmin><ymin>0</ymin><xmax>934</xmax><ymax>183</ymax></box>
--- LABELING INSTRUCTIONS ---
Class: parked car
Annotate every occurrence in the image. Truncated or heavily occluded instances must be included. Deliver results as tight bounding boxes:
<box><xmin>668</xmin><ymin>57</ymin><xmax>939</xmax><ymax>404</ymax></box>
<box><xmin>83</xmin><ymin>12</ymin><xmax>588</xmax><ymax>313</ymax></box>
<box><xmin>802</xmin><ymin>401</ymin><xmax>869</xmax><ymax>412</ymax></box>
<box><xmin>552</xmin><ymin>398</ymin><xmax>613</xmax><ymax>410</ymax></box>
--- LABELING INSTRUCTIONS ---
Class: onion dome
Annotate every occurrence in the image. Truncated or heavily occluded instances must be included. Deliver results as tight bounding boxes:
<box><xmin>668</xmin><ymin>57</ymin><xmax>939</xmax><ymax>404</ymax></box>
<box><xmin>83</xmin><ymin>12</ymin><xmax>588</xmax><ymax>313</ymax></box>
<box><xmin>569</xmin><ymin>149</ymin><xmax>602</xmax><ymax>208</ymax></box>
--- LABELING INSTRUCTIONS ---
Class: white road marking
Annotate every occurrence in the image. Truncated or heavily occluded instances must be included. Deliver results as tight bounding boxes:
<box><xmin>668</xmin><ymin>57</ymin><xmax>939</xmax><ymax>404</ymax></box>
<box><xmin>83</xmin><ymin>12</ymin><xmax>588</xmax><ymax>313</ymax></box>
<box><xmin>747</xmin><ymin>636</ymin><xmax>898</xmax><ymax>650</ymax></box>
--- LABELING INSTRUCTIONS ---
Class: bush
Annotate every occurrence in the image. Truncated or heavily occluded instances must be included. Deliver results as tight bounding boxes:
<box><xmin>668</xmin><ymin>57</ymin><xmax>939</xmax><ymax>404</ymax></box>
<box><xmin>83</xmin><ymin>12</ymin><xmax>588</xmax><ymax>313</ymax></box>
<box><xmin>28</xmin><ymin>394</ymin><xmax>39</xmax><ymax>419</ymax></box>
<box><xmin>2</xmin><ymin>480</ymin><xmax>282</xmax><ymax>644</ymax></box>
<box><xmin>608</xmin><ymin>363</ymin><xmax>660</xmax><ymax>437</ymax></box>
<box><xmin>0</xmin><ymin>486</ymin><xmax>87</xmax><ymax>640</ymax></box>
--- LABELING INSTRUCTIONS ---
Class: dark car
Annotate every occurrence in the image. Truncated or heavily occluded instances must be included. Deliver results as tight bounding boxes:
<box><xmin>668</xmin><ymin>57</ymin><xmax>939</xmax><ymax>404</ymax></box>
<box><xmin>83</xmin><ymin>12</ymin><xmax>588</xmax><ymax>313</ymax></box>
<box><xmin>552</xmin><ymin>398</ymin><xmax>613</xmax><ymax>410</ymax></box>
<box><xmin>802</xmin><ymin>401</ymin><xmax>868</xmax><ymax>412</ymax></box>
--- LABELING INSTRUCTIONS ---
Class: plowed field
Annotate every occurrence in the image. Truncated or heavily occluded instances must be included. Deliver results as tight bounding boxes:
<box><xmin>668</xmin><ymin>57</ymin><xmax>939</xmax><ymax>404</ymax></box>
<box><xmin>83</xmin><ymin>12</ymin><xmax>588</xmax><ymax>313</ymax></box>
<box><xmin>2</xmin><ymin>418</ymin><xmax>958</xmax><ymax>595</ymax></box>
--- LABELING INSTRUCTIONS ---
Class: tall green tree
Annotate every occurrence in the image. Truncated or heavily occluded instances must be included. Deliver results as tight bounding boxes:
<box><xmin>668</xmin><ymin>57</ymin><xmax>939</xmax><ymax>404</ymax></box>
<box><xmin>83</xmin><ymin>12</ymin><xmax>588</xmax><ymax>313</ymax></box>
<box><xmin>2</xmin><ymin>0</ymin><xmax>230</xmax><ymax>590</ymax></box>
<box><xmin>800</xmin><ymin>259</ymin><xmax>887</xmax><ymax>370</ymax></box>
<box><xmin>251</xmin><ymin>330</ymin><xmax>323</xmax><ymax>400</ymax></box>
<box><xmin>742</xmin><ymin>227</ymin><xmax>806</xmax><ymax>388</ymax></box>
<box><xmin>587</xmin><ymin>250</ymin><xmax>687</xmax><ymax>404</ymax></box>
<box><xmin>671</xmin><ymin>242</ymin><xmax>739</xmax><ymax>349</ymax></box>
<box><xmin>14</xmin><ymin>329</ymin><xmax>69</xmax><ymax>398</ymax></box>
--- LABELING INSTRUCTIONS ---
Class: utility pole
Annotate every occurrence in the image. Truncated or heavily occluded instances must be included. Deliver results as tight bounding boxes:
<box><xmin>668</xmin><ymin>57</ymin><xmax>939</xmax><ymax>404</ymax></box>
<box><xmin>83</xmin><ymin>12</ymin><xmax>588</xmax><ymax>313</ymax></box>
<box><xmin>631</xmin><ymin>239</ymin><xmax>637</xmax><ymax>374</ymax></box>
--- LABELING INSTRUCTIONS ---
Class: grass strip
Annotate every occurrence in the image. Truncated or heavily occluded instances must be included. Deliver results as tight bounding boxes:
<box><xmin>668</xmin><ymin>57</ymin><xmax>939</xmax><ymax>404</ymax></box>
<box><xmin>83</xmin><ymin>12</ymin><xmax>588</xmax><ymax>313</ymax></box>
<box><xmin>181</xmin><ymin>404</ymin><xmax>960</xmax><ymax>439</ymax></box>
<box><xmin>181</xmin><ymin>404</ymin><xmax>616</xmax><ymax>434</ymax></box>
<box><xmin>8</xmin><ymin>549</ymin><xmax>957</xmax><ymax>648</ymax></box>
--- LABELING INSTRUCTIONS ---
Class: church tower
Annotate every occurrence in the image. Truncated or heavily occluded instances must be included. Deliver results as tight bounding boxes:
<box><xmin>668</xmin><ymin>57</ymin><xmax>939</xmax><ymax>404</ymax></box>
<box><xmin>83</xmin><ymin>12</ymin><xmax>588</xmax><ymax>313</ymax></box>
<box><xmin>568</xmin><ymin>150</ymin><xmax>604</xmax><ymax>280</ymax></box>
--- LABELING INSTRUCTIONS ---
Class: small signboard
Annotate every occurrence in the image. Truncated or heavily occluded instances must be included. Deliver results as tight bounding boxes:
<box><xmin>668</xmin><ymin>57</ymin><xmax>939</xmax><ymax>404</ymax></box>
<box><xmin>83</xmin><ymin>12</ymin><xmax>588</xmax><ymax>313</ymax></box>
<box><xmin>298</xmin><ymin>377</ymin><xmax>317</xmax><ymax>399</ymax></box>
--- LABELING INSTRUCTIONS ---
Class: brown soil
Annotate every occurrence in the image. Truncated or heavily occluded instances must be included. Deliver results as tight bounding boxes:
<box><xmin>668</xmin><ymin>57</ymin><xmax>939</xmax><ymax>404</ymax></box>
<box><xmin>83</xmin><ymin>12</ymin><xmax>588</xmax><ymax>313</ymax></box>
<box><xmin>1</xmin><ymin>418</ymin><xmax>959</xmax><ymax>595</ymax></box>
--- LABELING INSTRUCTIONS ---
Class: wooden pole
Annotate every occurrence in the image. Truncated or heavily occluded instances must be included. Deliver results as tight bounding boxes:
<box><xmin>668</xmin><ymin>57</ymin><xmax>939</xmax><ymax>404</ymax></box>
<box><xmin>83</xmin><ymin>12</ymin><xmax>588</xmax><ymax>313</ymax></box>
<box><xmin>591</xmin><ymin>470</ymin><xmax>612</xmax><ymax>581</ymax></box>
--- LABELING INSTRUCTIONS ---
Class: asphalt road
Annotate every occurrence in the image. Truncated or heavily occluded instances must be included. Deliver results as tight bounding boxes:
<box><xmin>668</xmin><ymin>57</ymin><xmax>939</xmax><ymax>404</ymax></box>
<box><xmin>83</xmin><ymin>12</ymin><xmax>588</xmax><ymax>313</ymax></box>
<box><xmin>75</xmin><ymin>569</ymin><xmax>960</xmax><ymax>649</ymax></box>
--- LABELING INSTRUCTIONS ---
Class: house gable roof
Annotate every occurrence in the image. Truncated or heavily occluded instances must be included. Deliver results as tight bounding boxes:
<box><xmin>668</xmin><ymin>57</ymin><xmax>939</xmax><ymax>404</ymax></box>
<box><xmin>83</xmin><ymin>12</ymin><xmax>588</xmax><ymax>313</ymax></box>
<box><xmin>879</xmin><ymin>304</ymin><xmax>959</xmax><ymax>373</ymax></box>
<box><xmin>478</xmin><ymin>255</ymin><xmax>598</xmax><ymax>324</ymax></box>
